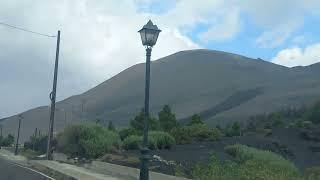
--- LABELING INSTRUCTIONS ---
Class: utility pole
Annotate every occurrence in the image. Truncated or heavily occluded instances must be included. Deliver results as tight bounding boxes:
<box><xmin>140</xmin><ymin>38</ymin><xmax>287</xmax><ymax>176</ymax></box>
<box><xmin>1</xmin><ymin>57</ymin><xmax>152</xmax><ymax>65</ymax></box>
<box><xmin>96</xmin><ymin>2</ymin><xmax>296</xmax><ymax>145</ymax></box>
<box><xmin>33</xmin><ymin>128</ymin><xmax>38</xmax><ymax>151</ymax></box>
<box><xmin>15</xmin><ymin>115</ymin><xmax>22</xmax><ymax>155</ymax></box>
<box><xmin>64</xmin><ymin>110</ymin><xmax>67</xmax><ymax>127</ymax></box>
<box><xmin>34</xmin><ymin>128</ymin><xmax>38</xmax><ymax>138</ymax></box>
<box><xmin>46</xmin><ymin>30</ymin><xmax>61</xmax><ymax>160</ymax></box>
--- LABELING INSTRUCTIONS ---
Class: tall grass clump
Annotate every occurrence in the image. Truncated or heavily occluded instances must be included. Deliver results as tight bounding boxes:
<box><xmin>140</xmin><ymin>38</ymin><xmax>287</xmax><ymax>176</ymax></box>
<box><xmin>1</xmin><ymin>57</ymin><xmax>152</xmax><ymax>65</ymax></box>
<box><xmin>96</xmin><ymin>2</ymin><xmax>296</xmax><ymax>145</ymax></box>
<box><xmin>149</xmin><ymin>131</ymin><xmax>176</xmax><ymax>150</ymax></box>
<box><xmin>193</xmin><ymin>144</ymin><xmax>301</xmax><ymax>180</ymax></box>
<box><xmin>122</xmin><ymin>131</ymin><xmax>175</xmax><ymax>150</ymax></box>
<box><xmin>122</xmin><ymin>135</ymin><xmax>142</xmax><ymax>150</ymax></box>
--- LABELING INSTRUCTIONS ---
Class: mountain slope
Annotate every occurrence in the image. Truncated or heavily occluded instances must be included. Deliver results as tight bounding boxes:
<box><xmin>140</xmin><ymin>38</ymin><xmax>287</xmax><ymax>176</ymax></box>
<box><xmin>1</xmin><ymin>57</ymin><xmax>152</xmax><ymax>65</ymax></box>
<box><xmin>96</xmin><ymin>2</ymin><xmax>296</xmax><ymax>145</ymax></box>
<box><xmin>2</xmin><ymin>49</ymin><xmax>320</xmax><ymax>142</ymax></box>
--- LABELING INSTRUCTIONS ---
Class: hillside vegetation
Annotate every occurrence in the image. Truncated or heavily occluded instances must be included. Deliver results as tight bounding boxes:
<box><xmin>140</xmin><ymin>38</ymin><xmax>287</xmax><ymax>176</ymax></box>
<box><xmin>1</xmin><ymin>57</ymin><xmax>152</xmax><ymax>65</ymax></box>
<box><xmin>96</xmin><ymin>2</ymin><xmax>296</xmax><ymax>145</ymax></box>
<box><xmin>4</xmin><ymin>49</ymin><xmax>320</xmax><ymax>142</ymax></box>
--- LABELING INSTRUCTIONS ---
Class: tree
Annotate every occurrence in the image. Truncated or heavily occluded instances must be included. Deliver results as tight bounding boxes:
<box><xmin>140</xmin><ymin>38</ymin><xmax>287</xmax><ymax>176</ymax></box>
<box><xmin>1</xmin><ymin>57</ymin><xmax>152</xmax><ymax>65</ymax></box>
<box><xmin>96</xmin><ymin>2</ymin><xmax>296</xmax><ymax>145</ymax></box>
<box><xmin>188</xmin><ymin>114</ymin><xmax>204</xmax><ymax>126</ymax></box>
<box><xmin>306</xmin><ymin>102</ymin><xmax>320</xmax><ymax>124</ymax></box>
<box><xmin>158</xmin><ymin>105</ymin><xmax>179</xmax><ymax>131</ymax></box>
<box><xmin>130</xmin><ymin>109</ymin><xmax>159</xmax><ymax>133</ymax></box>
<box><xmin>226</xmin><ymin>122</ymin><xmax>241</xmax><ymax>137</ymax></box>
<box><xmin>108</xmin><ymin>121</ymin><xmax>116</xmax><ymax>131</ymax></box>
<box><xmin>232</xmin><ymin>122</ymin><xmax>241</xmax><ymax>136</ymax></box>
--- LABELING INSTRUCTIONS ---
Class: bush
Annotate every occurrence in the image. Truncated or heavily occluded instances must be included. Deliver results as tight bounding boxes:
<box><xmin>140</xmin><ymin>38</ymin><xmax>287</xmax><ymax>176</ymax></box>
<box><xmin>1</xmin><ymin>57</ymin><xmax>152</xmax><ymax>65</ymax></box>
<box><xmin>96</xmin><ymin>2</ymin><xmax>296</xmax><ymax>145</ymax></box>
<box><xmin>108</xmin><ymin>121</ymin><xmax>116</xmax><ymax>131</ymax></box>
<box><xmin>149</xmin><ymin>131</ymin><xmax>175</xmax><ymax>150</ymax></box>
<box><xmin>225</xmin><ymin>122</ymin><xmax>242</xmax><ymax>137</ymax></box>
<box><xmin>56</xmin><ymin>124</ymin><xmax>120</xmax><ymax>158</ymax></box>
<box><xmin>294</xmin><ymin>120</ymin><xmax>314</xmax><ymax>129</ymax></box>
<box><xmin>122</xmin><ymin>131</ymin><xmax>176</xmax><ymax>150</ymax></box>
<box><xmin>119</xmin><ymin>128</ymin><xmax>138</xmax><ymax>140</ymax></box>
<box><xmin>189</xmin><ymin>124</ymin><xmax>221</xmax><ymax>141</ymax></box>
<box><xmin>304</xmin><ymin>166</ymin><xmax>320</xmax><ymax>179</ymax></box>
<box><xmin>305</xmin><ymin>102</ymin><xmax>320</xmax><ymax>124</ymax></box>
<box><xmin>129</xmin><ymin>110</ymin><xmax>160</xmax><ymax>134</ymax></box>
<box><xmin>188</xmin><ymin>114</ymin><xmax>204</xmax><ymax>126</ymax></box>
<box><xmin>1</xmin><ymin>134</ymin><xmax>14</xmax><ymax>147</ymax></box>
<box><xmin>170</xmin><ymin>124</ymin><xmax>221</xmax><ymax>144</ymax></box>
<box><xmin>122</xmin><ymin>135</ymin><xmax>142</xmax><ymax>150</ymax></box>
<box><xmin>208</xmin><ymin>127</ymin><xmax>222</xmax><ymax>141</ymax></box>
<box><xmin>224</xmin><ymin>144</ymin><xmax>300</xmax><ymax>178</ymax></box>
<box><xmin>170</xmin><ymin>127</ymin><xmax>192</xmax><ymax>144</ymax></box>
<box><xmin>193</xmin><ymin>145</ymin><xmax>301</xmax><ymax>180</ymax></box>
<box><xmin>24</xmin><ymin>135</ymin><xmax>48</xmax><ymax>153</ymax></box>
<box><xmin>272</xmin><ymin>118</ymin><xmax>285</xmax><ymax>128</ymax></box>
<box><xmin>158</xmin><ymin>105</ymin><xmax>179</xmax><ymax>132</ymax></box>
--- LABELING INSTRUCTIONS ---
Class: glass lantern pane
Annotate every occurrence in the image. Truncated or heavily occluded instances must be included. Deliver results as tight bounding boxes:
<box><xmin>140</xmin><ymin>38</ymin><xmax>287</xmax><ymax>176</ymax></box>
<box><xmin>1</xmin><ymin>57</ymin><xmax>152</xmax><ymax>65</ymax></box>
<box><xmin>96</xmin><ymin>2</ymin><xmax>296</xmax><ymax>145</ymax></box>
<box><xmin>153</xmin><ymin>31</ymin><xmax>160</xmax><ymax>45</ymax></box>
<box><xmin>146</xmin><ymin>29</ymin><xmax>155</xmax><ymax>46</ymax></box>
<box><xmin>139</xmin><ymin>29</ymin><xmax>147</xmax><ymax>45</ymax></box>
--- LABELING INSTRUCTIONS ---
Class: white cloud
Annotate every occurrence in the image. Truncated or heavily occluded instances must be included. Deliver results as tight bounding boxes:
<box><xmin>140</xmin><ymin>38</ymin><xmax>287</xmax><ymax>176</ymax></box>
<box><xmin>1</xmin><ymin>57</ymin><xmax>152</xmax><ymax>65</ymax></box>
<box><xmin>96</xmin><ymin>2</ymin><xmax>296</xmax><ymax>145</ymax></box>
<box><xmin>0</xmin><ymin>0</ymin><xmax>201</xmax><ymax>118</ymax></box>
<box><xmin>198</xmin><ymin>6</ymin><xmax>241</xmax><ymax>42</ymax></box>
<box><xmin>238</xmin><ymin>0</ymin><xmax>320</xmax><ymax>48</ymax></box>
<box><xmin>255</xmin><ymin>22</ymin><xmax>300</xmax><ymax>48</ymax></box>
<box><xmin>271</xmin><ymin>43</ymin><xmax>320</xmax><ymax>67</ymax></box>
<box><xmin>155</xmin><ymin>0</ymin><xmax>241</xmax><ymax>42</ymax></box>
<box><xmin>1</xmin><ymin>0</ymin><xmax>320</xmax><ymax>118</ymax></box>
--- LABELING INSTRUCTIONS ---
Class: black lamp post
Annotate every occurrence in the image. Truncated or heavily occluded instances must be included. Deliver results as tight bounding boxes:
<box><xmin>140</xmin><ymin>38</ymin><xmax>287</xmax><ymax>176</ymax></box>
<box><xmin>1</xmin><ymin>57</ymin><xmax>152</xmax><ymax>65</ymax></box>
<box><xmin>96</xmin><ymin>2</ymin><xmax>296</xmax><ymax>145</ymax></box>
<box><xmin>138</xmin><ymin>20</ymin><xmax>161</xmax><ymax>180</ymax></box>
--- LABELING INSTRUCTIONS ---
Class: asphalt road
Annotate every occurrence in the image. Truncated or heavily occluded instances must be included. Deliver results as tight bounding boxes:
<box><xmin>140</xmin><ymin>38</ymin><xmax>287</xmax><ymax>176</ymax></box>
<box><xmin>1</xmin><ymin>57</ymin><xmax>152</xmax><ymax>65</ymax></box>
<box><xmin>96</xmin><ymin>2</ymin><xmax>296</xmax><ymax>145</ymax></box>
<box><xmin>0</xmin><ymin>158</ymin><xmax>52</xmax><ymax>180</ymax></box>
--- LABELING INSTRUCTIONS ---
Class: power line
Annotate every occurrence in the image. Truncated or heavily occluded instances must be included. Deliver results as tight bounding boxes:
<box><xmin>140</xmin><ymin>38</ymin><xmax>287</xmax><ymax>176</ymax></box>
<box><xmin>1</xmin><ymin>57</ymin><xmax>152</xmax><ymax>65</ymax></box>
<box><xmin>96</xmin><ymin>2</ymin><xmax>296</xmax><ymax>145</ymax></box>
<box><xmin>0</xmin><ymin>21</ymin><xmax>56</xmax><ymax>38</ymax></box>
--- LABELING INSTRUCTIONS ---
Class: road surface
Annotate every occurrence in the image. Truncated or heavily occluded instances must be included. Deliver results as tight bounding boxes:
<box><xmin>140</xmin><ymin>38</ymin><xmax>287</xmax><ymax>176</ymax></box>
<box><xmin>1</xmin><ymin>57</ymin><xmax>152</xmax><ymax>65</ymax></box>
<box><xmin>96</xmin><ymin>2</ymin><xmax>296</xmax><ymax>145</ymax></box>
<box><xmin>0</xmin><ymin>158</ymin><xmax>52</xmax><ymax>180</ymax></box>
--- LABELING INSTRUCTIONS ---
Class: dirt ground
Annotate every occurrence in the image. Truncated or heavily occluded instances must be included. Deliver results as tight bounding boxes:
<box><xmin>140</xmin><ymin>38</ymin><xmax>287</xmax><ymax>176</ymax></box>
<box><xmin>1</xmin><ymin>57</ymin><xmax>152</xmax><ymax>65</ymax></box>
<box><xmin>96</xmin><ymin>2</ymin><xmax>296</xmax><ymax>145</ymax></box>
<box><xmin>101</xmin><ymin>128</ymin><xmax>320</xmax><ymax>177</ymax></box>
<box><xmin>154</xmin><ymin>128</ymin><xmax>320</xmax><ymax>170</ymax></box>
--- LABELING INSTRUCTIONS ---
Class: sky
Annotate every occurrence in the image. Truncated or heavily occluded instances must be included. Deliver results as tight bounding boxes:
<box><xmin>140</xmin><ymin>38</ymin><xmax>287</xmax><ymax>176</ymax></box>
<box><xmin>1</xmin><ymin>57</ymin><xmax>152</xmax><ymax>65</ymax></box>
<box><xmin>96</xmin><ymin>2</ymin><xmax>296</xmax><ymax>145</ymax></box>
<box><xmin>0</xmin><ymin>0</ymin><xmax>320</xmax><ymax>118</ymax></box>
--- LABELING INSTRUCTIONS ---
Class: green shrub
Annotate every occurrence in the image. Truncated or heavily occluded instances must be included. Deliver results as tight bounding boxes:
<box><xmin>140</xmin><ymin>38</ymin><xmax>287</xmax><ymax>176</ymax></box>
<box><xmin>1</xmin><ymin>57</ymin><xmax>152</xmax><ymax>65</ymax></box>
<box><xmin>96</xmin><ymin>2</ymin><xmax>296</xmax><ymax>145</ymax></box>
<box><xmin>108</xmin><ymin>121</ymin><xmax>116</xmax><ymax>131</ymax></box>
<box><xmin>1</xmin><ymin>134</ymin><xmax>14</xmax><ymax>147</ymax></box>
<box><xmin>305</xmin><ymin>102</ymin><xmax>320</xmax><ymax>124</ymax></box>
<box><xmin>170</xmin><ymin>125</ymin><xmax>221</xmax><ymax>144</ymax></box>
<box><xmin>188</xmin><ymin>124</ymin><xmax>221</xmax><ymax>141</ymax></box>
<box><xmin>149</xmin><ymin>131</ymin><xmax>175</xmax><ymax>149</ymax></box>
<box><xmin>122</xmin><ymin>135</ymin><xmax>142</xmax><ymax>150</ymax></box>
<box><xmin>294</xmin><ymin>120</ymin><xmax>314</xmax><ymax>129</ymax></box>
<box><xmin>255</xmin><ymin>128</ymin><xmax>272</xmax><ymax>136</ymax></box>
<box><xmin>188</xmin><ymin>114</ymin><xmax>204</xmax><ymax>126</ymax></box>
<box><xmin>272</xmin><ymin>118</ymin><xmax>285</xmax><ymax>127</ymax></box>
<box><xmin>158</xmin><ymin>105</ymin><xmax>179</xmax><ymax>132</ymax></box>
<box><xmin>304</xmin><ymin>166</ymin><xmax>320</xmax><ymax>180</ymax></box>
<box><xmin>56</xmin><ymin>124</ymin><xmax>120</xmax><ymax>158</ymax></box>
<box><xmin>224</xmin><ymin>144</ymin><xmax>300</xmax><ymax>178</ymax></box>
<box><xmin>208</xmin><ymin>127</ymin><xmax>222</xmax><ymax>141</ymax></box>
<box><xmin>193</xmin><ymin>145</ymin><xmax>301</xmax><ymax>180</ymax></box>
<box><xmin>119</xmin><ymin>128</ymin><xmax>138</xmax><ymax>140</ymax></box>
<box><xmin>170</xmin><ymin>127</ymin><xmax>192</xmax><ymax>144</ymax></box>
<box><xmin>188</xmin><ymin>124</ymin><xmax>211</xmax><ymax>140</ymax></box>
<box><xmin>192</xmin><ymin>155</ymin><xmax>240</xmax><ymax>180</ymax></box>
<box><xmin>122</xmin><ymin>131</ymin><xmax>176</xmax><ymax>150</ymax></box>
<box><xmin>24</xmin><ymin>135</ymin><xmax>48</xmax><ymax>153</ymax></box>
<box><xmin>129</xmin><ymin>110</ymin><xmax>160</xmax><ymax>133</ymax></box>
<box><xmin>225</xmin><ymin>122</ymin><xmax>242</xmax><ymax>137</ymax></box>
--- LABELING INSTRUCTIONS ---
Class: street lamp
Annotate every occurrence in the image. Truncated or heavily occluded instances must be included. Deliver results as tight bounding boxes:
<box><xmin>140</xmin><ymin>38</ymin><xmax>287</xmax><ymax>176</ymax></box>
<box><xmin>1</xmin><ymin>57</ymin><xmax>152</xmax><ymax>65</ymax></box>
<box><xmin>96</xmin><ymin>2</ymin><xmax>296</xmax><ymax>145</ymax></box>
<box><xmin>138</xmin><ymin>20</ymin><xmax>161</xmax><ymax>180</ymax></box>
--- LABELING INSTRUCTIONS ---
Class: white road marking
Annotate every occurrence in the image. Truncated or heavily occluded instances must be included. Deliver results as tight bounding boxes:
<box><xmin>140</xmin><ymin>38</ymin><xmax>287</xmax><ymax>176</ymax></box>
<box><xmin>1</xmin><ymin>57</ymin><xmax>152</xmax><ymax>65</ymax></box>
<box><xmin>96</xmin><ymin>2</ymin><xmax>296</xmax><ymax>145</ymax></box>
<box><xmin>10</xmin><ymin>162</ymin><xmax>55</xmax><ymax>180</ymax></box>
